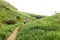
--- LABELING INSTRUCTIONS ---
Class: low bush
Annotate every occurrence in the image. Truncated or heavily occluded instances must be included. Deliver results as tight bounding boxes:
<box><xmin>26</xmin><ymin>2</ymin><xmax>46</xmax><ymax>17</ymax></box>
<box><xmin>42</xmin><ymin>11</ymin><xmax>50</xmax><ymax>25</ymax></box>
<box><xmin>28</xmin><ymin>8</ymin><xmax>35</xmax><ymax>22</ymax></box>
<box><xmin>2</xmin><ymin>18</ymin><xmax>17</xmax><ymax>25</ymax></box>
<box><xmin>35</xmin><ymin>15</ymin><xmax>44</xmax><ymax>19</ymax></box>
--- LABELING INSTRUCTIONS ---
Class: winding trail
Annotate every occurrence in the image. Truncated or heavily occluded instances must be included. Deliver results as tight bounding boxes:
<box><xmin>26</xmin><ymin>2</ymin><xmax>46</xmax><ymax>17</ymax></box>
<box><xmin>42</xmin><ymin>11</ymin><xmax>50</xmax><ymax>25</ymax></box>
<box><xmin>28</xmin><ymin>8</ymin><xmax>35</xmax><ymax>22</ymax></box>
<box><xmin>7</xmin><ymin>27</ymin><xmax>19</xmax><ymax>40</ymax></box>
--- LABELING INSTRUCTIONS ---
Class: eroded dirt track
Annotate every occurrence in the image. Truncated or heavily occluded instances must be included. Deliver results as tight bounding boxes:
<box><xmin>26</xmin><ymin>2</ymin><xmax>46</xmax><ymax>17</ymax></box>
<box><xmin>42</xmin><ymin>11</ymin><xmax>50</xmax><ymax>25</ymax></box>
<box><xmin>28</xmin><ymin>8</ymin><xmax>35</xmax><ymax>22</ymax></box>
<box><xmin>7</xmin><ymin>27</ymin><xmax>19</xmax><ymax>40</ymax></box>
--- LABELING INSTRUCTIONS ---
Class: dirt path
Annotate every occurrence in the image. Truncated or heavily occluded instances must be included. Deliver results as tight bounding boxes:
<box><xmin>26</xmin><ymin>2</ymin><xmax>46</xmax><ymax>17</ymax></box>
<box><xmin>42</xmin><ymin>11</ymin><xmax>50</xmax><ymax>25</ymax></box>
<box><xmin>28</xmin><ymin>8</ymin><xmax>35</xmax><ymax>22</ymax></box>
<box><xmin>7</xmin><ymin>27</ymin><xmax>19</xmax><ymax>40</ymax></box>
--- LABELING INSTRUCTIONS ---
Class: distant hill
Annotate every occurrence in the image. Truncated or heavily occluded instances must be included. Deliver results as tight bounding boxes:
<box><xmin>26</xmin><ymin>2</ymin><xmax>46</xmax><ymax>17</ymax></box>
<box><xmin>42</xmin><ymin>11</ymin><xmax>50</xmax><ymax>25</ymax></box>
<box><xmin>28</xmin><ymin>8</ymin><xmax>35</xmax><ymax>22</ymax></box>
<box><xmin>21</xmin><ymin>12</ymin><xmax>46</xmax><ymax>19</ymax></box>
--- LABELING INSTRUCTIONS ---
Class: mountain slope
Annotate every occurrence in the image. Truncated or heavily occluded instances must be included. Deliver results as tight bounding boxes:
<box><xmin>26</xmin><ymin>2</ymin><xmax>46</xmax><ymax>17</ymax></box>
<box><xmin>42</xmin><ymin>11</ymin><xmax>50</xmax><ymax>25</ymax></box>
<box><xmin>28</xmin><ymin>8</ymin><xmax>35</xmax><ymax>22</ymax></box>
<box><xmin>0</xmin><ymin>0</ymin><xmax>36</xmax><ymax>24</ymax></box>
<box><xmin>0</xmin><ymin>0</ymin><xmax>36</xmax><ymax>40</ymax></box>
<box><xmin>17</xmin><ymin>13</ymin><xmax>60</xmax><ymax>40</ymax></box>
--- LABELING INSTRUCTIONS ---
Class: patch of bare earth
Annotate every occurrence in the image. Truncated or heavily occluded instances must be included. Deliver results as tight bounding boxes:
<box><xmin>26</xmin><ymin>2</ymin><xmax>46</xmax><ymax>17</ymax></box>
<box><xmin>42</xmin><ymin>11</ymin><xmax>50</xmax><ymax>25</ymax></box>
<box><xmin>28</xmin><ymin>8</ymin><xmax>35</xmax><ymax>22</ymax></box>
<box><xmin>7</xmin><ymin>27</ymin><xmax>19</xmax><ymax>40</ymax></box>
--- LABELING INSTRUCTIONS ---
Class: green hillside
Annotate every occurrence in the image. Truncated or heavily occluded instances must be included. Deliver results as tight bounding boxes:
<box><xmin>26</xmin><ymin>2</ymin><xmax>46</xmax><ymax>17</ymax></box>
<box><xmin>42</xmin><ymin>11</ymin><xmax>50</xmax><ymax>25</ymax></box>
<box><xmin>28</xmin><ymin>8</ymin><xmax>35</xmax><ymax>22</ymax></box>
<box><xmin>0</xmin><ymin>0</ymin><xmax>36</xmax><ymax>23</ymax></box>
<box><xmin>0</xmin><ymin>0</ymin><xmax>36</xmax><ymax>40</ymax></box>
<box><xmin>17</xmin><ymin>13</ymin><xmax>60</xmax><ymax>40</ymax></box>
<box><xmin>0</xmin><ymin>0</ymin><xmax>60</xmax><ymax>40</ymax></box>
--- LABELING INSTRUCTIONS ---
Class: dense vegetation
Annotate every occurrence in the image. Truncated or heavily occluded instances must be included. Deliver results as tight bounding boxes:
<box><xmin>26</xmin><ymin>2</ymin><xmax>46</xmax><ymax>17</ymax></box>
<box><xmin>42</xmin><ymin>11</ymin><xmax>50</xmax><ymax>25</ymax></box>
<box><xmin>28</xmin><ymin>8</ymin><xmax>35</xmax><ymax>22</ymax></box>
<box><xmin>17</xmin><ymin>13</ymin><xmax>60</xmax><ymax>40</ymax></box>
<box><xmin>0</xmin><ymin>25</ymin><xmax>17</xmax><ymax>40</ymax></box>
<box><xmin>0</xmin><ymin>0</ymin><xmax>60</xmax><ymax>40</ymax></box>
<box><xmin>0</xmin><ymin>0</ymin><xmax>36</xmax><ymax>40</ymax></box>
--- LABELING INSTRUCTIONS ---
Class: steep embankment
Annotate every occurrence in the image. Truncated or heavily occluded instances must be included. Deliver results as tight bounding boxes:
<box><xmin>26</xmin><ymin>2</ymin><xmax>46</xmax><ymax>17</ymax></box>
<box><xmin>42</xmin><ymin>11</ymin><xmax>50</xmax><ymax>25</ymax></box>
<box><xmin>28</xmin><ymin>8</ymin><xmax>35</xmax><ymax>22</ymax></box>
<box><xmin>17</xmin><ymin>13</ymin><xmax>60</xmax><ymax>40</ymax></box>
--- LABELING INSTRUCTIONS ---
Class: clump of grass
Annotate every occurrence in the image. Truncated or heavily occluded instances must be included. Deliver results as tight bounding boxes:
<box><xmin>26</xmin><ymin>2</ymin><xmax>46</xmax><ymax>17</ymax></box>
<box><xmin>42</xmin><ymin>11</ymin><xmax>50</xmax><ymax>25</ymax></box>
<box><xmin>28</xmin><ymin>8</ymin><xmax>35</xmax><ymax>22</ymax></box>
<box><xmin>2</xmin><ymin>18</ymin><xmax>17</xmax><ymax>25</ymax></box>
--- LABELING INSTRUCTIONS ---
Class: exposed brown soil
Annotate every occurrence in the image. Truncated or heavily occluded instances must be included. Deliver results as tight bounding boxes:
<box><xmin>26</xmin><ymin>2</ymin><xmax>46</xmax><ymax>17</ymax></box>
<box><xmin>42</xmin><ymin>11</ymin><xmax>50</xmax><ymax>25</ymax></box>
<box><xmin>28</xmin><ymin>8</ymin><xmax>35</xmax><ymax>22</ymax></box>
<box><xmin>7</xmin><ymin>27</ymin><xmax>19</xmax><ymax>40</ymax></box>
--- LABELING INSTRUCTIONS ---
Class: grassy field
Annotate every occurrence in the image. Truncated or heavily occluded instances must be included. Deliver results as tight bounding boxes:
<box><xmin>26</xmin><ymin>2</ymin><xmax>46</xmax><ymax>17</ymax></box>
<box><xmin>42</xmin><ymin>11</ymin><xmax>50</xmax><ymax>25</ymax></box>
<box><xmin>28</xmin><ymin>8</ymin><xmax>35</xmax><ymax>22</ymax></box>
<box><xmin>0</xmin><ymin>0</ymin><xmax>60</xmax><ymax>40</ymax></box>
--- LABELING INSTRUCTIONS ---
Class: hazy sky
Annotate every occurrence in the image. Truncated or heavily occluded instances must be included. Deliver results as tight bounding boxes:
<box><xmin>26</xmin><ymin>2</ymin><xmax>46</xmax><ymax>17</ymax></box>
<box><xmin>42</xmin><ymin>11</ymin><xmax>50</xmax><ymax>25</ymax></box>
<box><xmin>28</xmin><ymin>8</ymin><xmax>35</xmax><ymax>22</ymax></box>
<box><xmin>5</xmin><ymin>0</ymin><xmax>60</xmax><ymax>16</ymax></box>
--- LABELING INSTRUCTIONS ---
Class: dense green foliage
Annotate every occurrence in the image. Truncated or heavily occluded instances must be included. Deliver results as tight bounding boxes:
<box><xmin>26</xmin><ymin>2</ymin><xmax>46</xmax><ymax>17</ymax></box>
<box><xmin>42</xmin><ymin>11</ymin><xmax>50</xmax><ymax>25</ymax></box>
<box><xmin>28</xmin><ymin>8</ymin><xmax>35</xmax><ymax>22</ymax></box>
<box><xmin>17</xmin><ymin>13</ymin><xmax>60</xmax><ymax>40</ymax></box>
<box><xmin>0</xmin><ymin>25</ymin><xmax>17</xmax><ymax>40</ymax></box>
<box><xmin>0</xmin><ymin>0</ymin><xmax>36</xmax><ymax>40</ymax></box>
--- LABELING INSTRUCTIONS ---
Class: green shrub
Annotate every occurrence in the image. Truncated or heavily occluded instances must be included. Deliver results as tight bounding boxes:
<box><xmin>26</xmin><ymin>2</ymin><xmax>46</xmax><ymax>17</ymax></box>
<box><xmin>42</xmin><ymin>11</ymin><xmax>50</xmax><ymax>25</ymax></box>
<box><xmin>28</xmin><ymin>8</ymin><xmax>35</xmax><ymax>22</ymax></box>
<box><xmin>2</xmin><ymin>18</ymin><xmax>17</xmax><ymax>25</ymax></box>
<box><xmin>35</xmin><ymin>15</ymin><xmax>44</xmax><ymax>19</ymax></box>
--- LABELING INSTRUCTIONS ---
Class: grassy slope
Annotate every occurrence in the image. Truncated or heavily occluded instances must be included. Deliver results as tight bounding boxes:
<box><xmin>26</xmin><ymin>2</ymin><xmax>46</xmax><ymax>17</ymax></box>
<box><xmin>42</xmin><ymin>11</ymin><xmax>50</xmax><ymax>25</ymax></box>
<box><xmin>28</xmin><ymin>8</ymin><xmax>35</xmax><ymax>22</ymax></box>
<box><xmin>0</xmin><ymin>0</ymin><xmax>36</xmax><ymax>23</ymax></box>
<box><xmin>17</xmin><ymin>13</ymin><xmax>60</xmax><ymax>40</ymax></box>
<box><xmin>0</xmin><ymin>0</ymin><xmax>36</xmax><ymax>40</ymax></box>
<box><xmin>1</xmin><ymin>0</ymin><xmax>60</xmax><ymax>40</ymax></box>
<box><xmin>0</xmin><ymin>0</ymin><xmax>19</xmax><ymax>40</ymax></box>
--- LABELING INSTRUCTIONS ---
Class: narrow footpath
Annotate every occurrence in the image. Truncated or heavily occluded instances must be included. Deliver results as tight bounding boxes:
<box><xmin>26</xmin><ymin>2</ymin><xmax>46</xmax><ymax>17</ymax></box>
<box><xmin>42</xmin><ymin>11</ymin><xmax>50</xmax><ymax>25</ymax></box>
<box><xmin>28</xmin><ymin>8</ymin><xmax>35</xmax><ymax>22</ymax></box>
<box><xmin>7</xmin><ymin>27</ymin><xmax>19</xmax><ymax>40</ymax></box>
